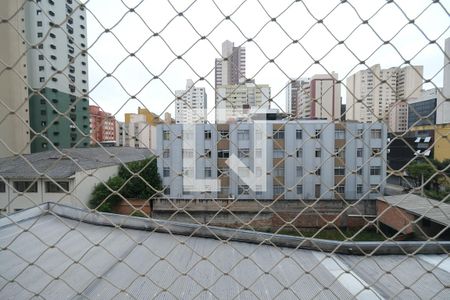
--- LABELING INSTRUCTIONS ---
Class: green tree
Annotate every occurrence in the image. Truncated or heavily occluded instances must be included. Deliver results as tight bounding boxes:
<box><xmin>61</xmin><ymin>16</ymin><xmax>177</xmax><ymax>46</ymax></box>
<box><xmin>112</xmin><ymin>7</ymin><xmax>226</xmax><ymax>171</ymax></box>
<box><xmin>88</xmin><ymin>157</ymin><xmax>162</xmax><ymax>212</ymax></box>
<box><xmin>89</xmin><ymin>175</ymin><xmax>126</xmax><ymax>212</ymax></box>
<box><xmin>118</xmin><ymin>158</ymin><xmax>162</xmax><ymax>199</ymax></box>
<box><xmin>406</xmin><ymin>160</ymin><xmax>438</xmax><ymax>189</ymax></box>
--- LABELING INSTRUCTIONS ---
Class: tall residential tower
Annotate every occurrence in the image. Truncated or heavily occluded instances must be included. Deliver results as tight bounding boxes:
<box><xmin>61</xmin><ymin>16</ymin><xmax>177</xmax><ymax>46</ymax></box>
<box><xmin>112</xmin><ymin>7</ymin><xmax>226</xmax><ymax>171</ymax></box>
<box><xmin>215</xmin><ymin>40</ymin><xmax>246</xmax><ymax>88</ymax></box>
<box><xmin>175</xmin><ymin>79</ymin><xmax>207</xmax><ymax>124</ymax></box>
<box><xmin>25</xmin><ymin>0</ymin><xmax>90</xmax><ymax>152</ymax></box>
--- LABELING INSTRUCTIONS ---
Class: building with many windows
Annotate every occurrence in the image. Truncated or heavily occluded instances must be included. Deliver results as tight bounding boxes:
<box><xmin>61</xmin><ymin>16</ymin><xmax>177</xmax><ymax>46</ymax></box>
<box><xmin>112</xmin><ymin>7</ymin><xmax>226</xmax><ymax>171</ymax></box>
<box><xmin>215</xmin><ymin>40</ymin><xmax>246</xmax><ymax>88</ymax></box>
<box><xmin>25</xmin><ymin>0</ymin><xmax>90</xmax><ymax>152</ymax></box>
<box><xmin>346</xmin><ymin>64</ymin><xmax>423</xmax><ymax>124</ymax></box>
<box><xmin>215</xmin><ymin>83</ymin><xmax>271</xmax><ymax>123</ymax></box>
<box><xmin>297</xmin><ymin>73</ymin><xmax>341</xmax><ymax>121</ymax></box>
<box><xmin>89</xmin><ymin>105</ymin><xmax>116</xmax><ymax>144</ymax></box>
<box><xmin>408</xmin><ymin>88</ymin><xmax>450</xmax><ymax>128</ymax></box>
<box><xmin>175</xmin><ymin>79</ymin><xmax>207</xmax><ymax>124</ymax></box>
<box><xmin>154</xmin><ymin>121</ymin><xmax>386</xmax><ymax>200</ymax></box>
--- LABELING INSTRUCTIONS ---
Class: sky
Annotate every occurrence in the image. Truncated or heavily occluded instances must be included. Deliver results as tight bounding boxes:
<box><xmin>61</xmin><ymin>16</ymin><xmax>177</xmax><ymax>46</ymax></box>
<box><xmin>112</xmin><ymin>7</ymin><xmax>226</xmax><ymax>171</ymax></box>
<box><xmin>84</xmin><ymin>0</ymin><xmax>450</xmax><ymax>122</ymax></box>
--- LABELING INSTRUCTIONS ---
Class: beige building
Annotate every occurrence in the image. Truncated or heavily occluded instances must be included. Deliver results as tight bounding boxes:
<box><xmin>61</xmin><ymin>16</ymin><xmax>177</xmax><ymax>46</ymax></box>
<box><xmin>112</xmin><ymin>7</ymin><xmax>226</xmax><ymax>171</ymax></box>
<box><xmin>297</xmin><ymin>73</ymin><xmax>341</xmax><ymax>121</ymax></box>
<box><xmin>0</xmin><ymin>1</ymin><xmax>30</xmax><ymax>158</ymax></box>
<box><xmin>215</xmin><ymin>83</ymin><xmax>271</xmax><ymax>123</ymax></box>
<box><xmin>388</xmin><ymin>101</ymin><xmax>409</xmax><ymax>133</ymax></box>
<box><xmin>346</xmin><ymin>64</ymin><xmax>423</xmax><ymax>124</ymax></box>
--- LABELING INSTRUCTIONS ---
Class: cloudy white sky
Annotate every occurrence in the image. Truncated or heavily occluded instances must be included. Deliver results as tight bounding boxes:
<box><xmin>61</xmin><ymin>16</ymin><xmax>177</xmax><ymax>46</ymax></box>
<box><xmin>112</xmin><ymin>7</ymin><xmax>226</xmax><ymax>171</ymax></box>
<box><xmin>84</xmin><ymin>0</ymin><xmax>449</xmax><ymax>121</ymax></box>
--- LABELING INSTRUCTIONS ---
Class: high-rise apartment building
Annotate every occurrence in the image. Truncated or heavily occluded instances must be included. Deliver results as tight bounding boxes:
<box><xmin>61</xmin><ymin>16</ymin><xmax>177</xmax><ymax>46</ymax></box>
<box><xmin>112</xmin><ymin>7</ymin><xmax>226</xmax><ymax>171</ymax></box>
<box><xmin>0</xmin><ymin>0</ymin><xmax>30</xmax><ymax>158</ymax></box>
<box><xmin>215</xmin><ymin>83</ymin><xmax>271</xmax><ymax>122</ymax></box>
<box><xmin>25</xmin><ymin>0</ymin><xmax>90</xmax><ymax>152</ymax></box>
<box><xmin>89</xmin><ymin>105</ymin><xmax>116</xmax><ymax>144</ymax></box>
<box><xmin>154</xmin><ymin>121</ymin><xmax>386</xmax><ymax>200</ymax></box>
<box><xmin>388</xmin><ymin>101</ymin><xmax>408</xmax><ymax>133</ymax></box>
<box><xmin>116</xmin><ymin>116</ymin><xmax>151</xmax><ymax>148</ymax></box>
<box><xmin>346</xmin><ymin>64</ymin><xmax>423</xmax><ymax>124</ymax></box>
<box><xmin>297</xmin><ymin>73</ymin><xmax>341</xmax><ymax>121</ymax></box>
<box><xmin>175</xmin><ymin>79</ymin><xmax>207</xmax><ymax>124</ymax></box>
<box><xmin>286</xmin><ymin>80</ymin><xmax>300</xmax><ymax>117</ymax></box>
<box><xmin>215</xmin><ymin>40</ymin><xmax>246</xmax><ymax>87</ymax></box>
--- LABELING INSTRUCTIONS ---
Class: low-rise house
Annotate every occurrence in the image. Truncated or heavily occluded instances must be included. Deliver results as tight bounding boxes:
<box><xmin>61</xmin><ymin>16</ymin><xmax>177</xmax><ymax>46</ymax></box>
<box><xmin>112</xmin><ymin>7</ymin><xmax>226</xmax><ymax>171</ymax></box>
<box><xmin>0</xmin><ymin>147</ymin><xmax>151</xmax><ymax>214</ymax></box>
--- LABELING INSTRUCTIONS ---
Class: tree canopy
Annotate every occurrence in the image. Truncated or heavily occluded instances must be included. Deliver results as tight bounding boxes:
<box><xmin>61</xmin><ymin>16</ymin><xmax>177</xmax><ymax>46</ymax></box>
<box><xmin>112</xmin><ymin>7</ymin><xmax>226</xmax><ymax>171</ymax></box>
<box><xmin>88</xmin><ymin>157</ymin><xmax>162</xmax><ymax>212</ymax></box>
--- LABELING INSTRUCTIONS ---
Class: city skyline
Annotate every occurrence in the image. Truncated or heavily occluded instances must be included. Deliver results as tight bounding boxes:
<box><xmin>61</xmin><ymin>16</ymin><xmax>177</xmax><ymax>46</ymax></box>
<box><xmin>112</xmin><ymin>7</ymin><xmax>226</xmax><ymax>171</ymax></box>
<box><xmin>84</xmin><ymin>0</ymin><xmax>449</xmax><ymax>122</ymax></box>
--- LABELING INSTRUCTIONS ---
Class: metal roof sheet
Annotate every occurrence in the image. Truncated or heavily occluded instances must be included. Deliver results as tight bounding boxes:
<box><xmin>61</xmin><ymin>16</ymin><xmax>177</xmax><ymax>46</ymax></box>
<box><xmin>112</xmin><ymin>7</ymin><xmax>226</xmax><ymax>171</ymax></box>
<box><xmin>1</xmin><ymin>204</ymin><xmax>450</xmax><ymax>299</ymax></box>
<box><xmin>0</xmin><ymin>147</ymin><xmax>152</xmax><ymax>179</ymax></box>
<box><xmin>379</xmin><ymin>194</ymin><xmax>450</xmax><ymax>227</ymax></box>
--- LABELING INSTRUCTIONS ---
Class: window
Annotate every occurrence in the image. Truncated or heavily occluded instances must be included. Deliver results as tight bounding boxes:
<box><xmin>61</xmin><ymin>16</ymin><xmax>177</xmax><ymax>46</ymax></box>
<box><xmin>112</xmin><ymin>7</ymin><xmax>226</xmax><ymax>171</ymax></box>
<box><xmin>218</xmin><ymin>150</ymin><xmax>229</xmax><ymax>158</ymax></box>
<box><xmin>204</xmin><ymin>167</ymin><xmax>212</xmax><ymax>178</ymax></box>
<box><xmin>38</xmin><ymin>54</ymin><xmax>44</xmax><ymax>60</ymax></box>
<box><xmin>13</xmin><ymin>181</ymin><xmax>38</xmax><ymax>193</ymax></box>
<box><xmin>334</xmin><ymin>167</ymin><xmax>345</xmax><ymax>176</ymax></box>
<box><xmin>163</xmin><ymin>130</ymin><xmax>170</xmax><ymax>140</ymax></box>
<box><xmin>315</xmin><ymin>168</ymin><xmax>321</xmax><ymax>176</ymax></box>
<box><xmin>219</xmin><ymin>130</ymin><xmax>229</xmax><ymax>139</ymax></box>
<box><xmin>0</xmin><ymin>181</ymin><xmax>5</xmax><ymax>193</ymax></box>
<box><xmin>336</xmin><ymin>185</ymin><xmax>345</xmax><ymax>194</ymax></box>
<box><xmin>163</xmin><ymin>167</ymin><xmax>170</xmax><ymax>177</ymax></box>
<box><xmin>40</xmin><ymin>109</ymin><xmax>46</xmax><ymax>115</ymax></box>
<box><xmin>296</xmin><ymin>149</ymin><xmax>302</xmax><ymax>158</ymax></box>
<box><xmin>315</xmin><ymin>184</ymin><xmax>321</xmax><ymax>198</ymax></box>
<box><xmin>182</xmin><ymin>149</ymin><xmax>193</xmax><ymax>158</ymax></box>
<box><xmin>163</xmin><ymin>186</ymin><xmax>170</xmax><ymax>195</ymax></box>
<box><xmin>357</xmin><ymin>148</ymin><xmax>363</xmax><ymax>158</ymax></box>
<box><xmin>39</xmin><ymin>66</ymin><xmax>44</xmax><ymax>71</ymax></box>
<box><xmin>296</xmin><ymin>166</ymin><xmax>303</xmax><ymax>177</ymax></box>
<box><xmin>314</xmin><ymin>129</ymin><xmax>321</xmax><ymax>139</ymax></box>
<box><xmin>37</xmin><ymin>32</ymin><xmax>43</xmax><ymax>38</ymax></box>
<box><xmin>217</xmin><ymin>167</ymin><xmax>229</xmax><ymax>177</ymax></box>
<box><xmin>370</xmin><ymin>166</ymin><xmax>381</xmax><ymax>175</ymax></box>
<box><xmin>357</xmin><ymin>129</ymin><xmax>363</xmax><ymax>137</ymax></box>
<box><xmin>273</xmin><ymin>130</ymin><xmax>284</xmax><ymax>139</ymax></box>
<box><xmin>372</xmin><ymin>148</ymin><xmax>381</xmax><ymax>156</ymax></box>
<box><xmin>238</xmin><ymin>148</ymin><xmax>250</xmax><ymax>158</ymax></box>
<box><xmin>371</xmin><ymin>129</ymin><xmax>382</xmax><ymax>139</ymax></box>
<box><xmin>45</xmin><ymin>181</ymin><xmax>69</xmax><ymax>193</ymax></box>
<box><xmin>273</xmin><ymin>167</ymin><xmax>284</xmax><ymax>177</ymax></box>
<box><xmin>37</xmin><ymin>21</ymin><xmax>42</xmax><ymax>27</ymax></box>
<box><xmin>296</xmin><ymin>185</ymin><xmax>303</xmax><ymax>194</ymax></box>
<box><xmin>238</xmin><ymin>185</ymin><xmax>249</xmax><ymax>195</ymax></box>
<box><xmin>163</xmin><ymin>149</ymin><xmax>170</xmax><ymax>158</ymax></box>
<box><xmin>273</xmin><ymin>150</ymin><xmax>284</xmax><ymax>158</ymax></box>
<box><xmin>37</xmin><ymin>9</ymin><xmax>42</xmax><ymax>15</ymax></box>
<box><xmin>335</xmin><ymin>129</ymin><xmax>345</xmax><ymax>139</ymax></box>
<box><xmin>204</xmin><ymin>130</ymin><xmax>211</xmax><ymax>139</ymax></box>
<box><xmin>238</xmin><ymin>130</ymin><xmax>249</xmax><ymax>140</ymax></box>
<box><xmin>315</xmin><ymin>149</ymin><xmax>321</xmax><ymax>158</ymax></box>
<box><xmin>296</xmin><ymin>129</ymin><xmax>302</xmax><ymax>139</ymax></box>
<box><xmin>50</xmin><ymin>44</ymin><xmax>56</xmax><ymax>50</ymax></box>
<box><xmin>356</xmin><ymin>166</ymin><xmax>363</xmax><ymax>175</ymax></box>
<box><xmin>204</xmin><ymin>149</ymin><xmax>211</xmax><ymax>158</ymax></box>
<box><xmin>49</xmin><ymin>10</ymin><xmax>55</xmax><ymax>17</ymax></box>
<box><xmin>39</xmin><ymin>77</ymin><xmax>45</xmax><ymax>83</ymax></box>
<box><xmin>357</xmin><ymin>184</ymin><xmax>363</xmax><ymax>194</ymax></box>
<box><xmin>274</xmin><ymin>185</ymin><xmax>284</xmax><ymax>195</ymax></box>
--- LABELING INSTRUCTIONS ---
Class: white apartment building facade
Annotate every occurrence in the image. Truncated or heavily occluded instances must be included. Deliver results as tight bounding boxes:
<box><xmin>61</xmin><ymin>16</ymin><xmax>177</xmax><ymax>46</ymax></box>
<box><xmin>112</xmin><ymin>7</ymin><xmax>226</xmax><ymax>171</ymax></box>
<box><xmin>346</xmin><ymin>64</ymin><xmax>423</xmax><ymax>124</ymax></box>
<box><xmin>25</xmin><ymin>0</ymin><xmax>90</xmax><ymax>152</ymax></box>
<box><xmin>388</xmin><ymin>101</ymin><xmax>408</xmax><ymax>132</ymax></box>
<box><xmin>116</xmin><ymin>115</ymin><xmax>152</xmax><ymax>148</ymax></box>
<box><xmin>215</xmin><ymin>40</ymin><xmax>246</xmax><ymax>87</ymax></box>
<box><xmin>215</xmin><ymin>83</ymin><xmax>271</xmax><ymax>122</ymax></box>
<box><xmin>0</xmin><ymin>0</ymin><xmax>30</xmax><ymax>158</ymax></box>
<box><xmin>175</xmin><ymin>79</ymin><xmax>207</xmax><ymax>124</ymax></box>
<box><xmin>297</xmin><ymin>73</ymin><xmax>341</xmax><ymax>121</ymax></box>
<box><xmin>154</xmin><ymin>121</ymin><xmax>386</xmax><ymax>201</ymax></box>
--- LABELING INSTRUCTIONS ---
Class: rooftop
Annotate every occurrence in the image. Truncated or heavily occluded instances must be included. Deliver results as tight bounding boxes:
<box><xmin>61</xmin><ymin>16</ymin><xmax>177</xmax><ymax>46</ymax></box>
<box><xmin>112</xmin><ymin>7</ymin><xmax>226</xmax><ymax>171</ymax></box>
<box><xmin>379</xmin><ymin>194</ymin><xmax>450</xmax><ymax>227</ymax></box>
<box><xmin>0</xmin><ymin>147</ymin><xmax>151</xmax><ymax>179</ymax></box>
<box><xmin>1</xmin><ymin>203</ymin><xmax>450</xmax><ymax>299</ymax></box>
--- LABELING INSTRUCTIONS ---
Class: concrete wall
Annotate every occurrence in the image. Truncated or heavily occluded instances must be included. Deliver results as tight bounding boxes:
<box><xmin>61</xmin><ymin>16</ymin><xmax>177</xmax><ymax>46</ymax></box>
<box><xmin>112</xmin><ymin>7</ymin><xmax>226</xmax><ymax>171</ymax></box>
<box><xmin>152</xmin><ymin>198</ymin><xmax>376</xmax><ymax>230</ymax></box>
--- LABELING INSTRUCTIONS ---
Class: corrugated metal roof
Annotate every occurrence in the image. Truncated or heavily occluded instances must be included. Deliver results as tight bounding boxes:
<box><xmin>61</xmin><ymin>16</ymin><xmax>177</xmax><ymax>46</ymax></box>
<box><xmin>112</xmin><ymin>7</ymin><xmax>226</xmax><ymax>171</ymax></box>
<box><xmin>379</xmin><ymin>194</ymin><xmax>450</xmax><ymax>227</ymax></box>
<box><xmin>1</xmin><ymin>204</ymin><xmax>450</xmax><ymax>299</ymax></box>
<box><xmin>0</xmin><ymin>147</ymin><xmax>152</xmax><ymax>179</ymax></box>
